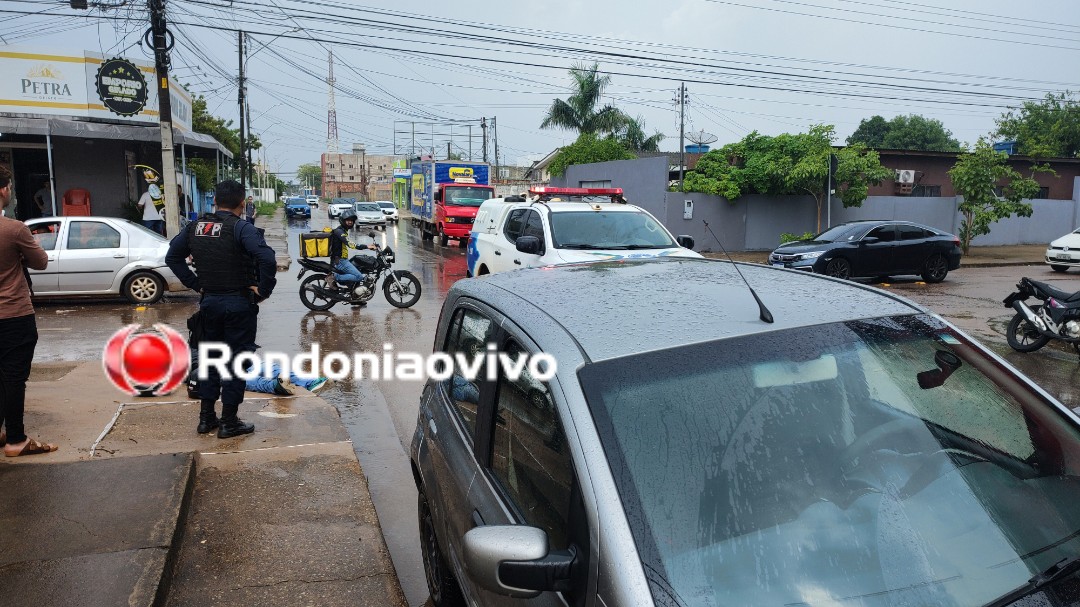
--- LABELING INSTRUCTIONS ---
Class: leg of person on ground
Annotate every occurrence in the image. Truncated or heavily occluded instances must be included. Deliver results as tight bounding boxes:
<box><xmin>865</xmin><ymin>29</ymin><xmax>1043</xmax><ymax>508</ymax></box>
<box><xmin>0</xmin><ymin>315</ymin><xmax>57</xmax><ymax>457</ymax></box>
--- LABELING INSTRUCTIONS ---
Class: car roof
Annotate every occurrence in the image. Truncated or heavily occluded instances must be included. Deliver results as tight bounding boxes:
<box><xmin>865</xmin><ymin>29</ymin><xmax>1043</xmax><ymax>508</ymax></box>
<box><xmin>453</xmin><ymin>258</ymin><xmax>924</xmax><ymax>362</ymax></box>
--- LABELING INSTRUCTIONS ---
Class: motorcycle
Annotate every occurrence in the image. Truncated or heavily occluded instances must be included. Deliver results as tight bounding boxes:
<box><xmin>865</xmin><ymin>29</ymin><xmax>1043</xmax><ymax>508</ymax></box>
<box><xmin>297</xmin><ymin>231</ymin><xmax>422</xmax><ymax>311</ymax></box>
<box><xmin>1003</xmin><ymin>277</ymin><xmax>1080</xmax><ymax>356</ymax></box>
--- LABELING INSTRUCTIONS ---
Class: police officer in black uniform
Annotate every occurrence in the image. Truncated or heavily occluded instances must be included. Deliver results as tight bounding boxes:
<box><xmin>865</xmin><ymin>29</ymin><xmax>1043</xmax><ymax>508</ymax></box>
<box><xmin>165</xmin><ymin>180</ymin><xmax>277</xmax><ymax>438</ymax></box>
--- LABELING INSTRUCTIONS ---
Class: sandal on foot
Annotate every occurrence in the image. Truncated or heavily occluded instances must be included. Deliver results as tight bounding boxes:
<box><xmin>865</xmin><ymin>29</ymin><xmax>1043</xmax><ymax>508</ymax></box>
<box><xmin>5</xmin><ymin>438</ymin><xmax>58</xmax><ymax>457</ymax></box>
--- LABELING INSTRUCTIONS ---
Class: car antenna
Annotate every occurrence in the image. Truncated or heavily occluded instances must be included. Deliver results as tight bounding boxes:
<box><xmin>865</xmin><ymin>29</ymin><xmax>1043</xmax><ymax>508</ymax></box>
<box><xmin>702</xmin><ymin>219</ymin><xmax>774</xmax><ymax>324</ymax></box>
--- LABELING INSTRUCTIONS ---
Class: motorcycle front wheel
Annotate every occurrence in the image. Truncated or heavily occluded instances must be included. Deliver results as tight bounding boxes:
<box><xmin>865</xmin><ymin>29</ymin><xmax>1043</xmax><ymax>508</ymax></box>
<box><xmin>384</xmin><ymin>271</ymin><xmax>422</xmax><ymax>308</ymax></box>
<box><xmin>300</xmin><ymin>274</ymin><xmax>337</xmax><ymax>311</ymax></box>
<box><xmin>1006</xmin><ymin>309</ymin><xmax>1051</xmax><ymax>352</ymax></box>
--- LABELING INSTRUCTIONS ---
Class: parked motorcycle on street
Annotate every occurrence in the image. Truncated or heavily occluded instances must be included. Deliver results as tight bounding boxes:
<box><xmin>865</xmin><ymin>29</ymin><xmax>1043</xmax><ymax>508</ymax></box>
<box><xmin>1003</xmin><ymin>277</ymin><xmax>1080</xmax><ymax>357</ymax></box>
<box><xmin>298</xmin><ymin>232</ymin><xmax>422</xmax><ymax>311</ymax></box>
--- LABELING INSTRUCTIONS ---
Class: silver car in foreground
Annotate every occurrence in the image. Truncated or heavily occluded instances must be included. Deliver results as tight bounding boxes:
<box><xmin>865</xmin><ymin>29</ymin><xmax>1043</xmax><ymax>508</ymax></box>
<box><xmin>412</xmin><ymin>257</ymin><xmax>1080</xmax><ymax>607</ymax></box>
<box><xmin>25</xmin><ymin>216</ymin><xmax>188</xmax><ymax>304</ymax></box>
<box><xmin>354</xmin><ymin>202</ymin><xmax>387</xmax><ymax>230</ymax></box>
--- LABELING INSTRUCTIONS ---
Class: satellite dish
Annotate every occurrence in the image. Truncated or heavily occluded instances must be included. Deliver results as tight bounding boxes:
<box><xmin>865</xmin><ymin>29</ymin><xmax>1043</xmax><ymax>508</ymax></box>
<box><xmin>686</xmin><ymin>130</ymin><xmax>718</xmax><ymax>146</ymax></box>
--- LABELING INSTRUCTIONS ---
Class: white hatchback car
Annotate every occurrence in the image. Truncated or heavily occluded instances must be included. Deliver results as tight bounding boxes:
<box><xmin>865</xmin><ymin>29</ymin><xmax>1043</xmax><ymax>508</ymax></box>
<box><xmin>467</xmin><ymin>187</ymin><xmax>701</xmax><ymax>277</ymax></box>
<box><xmin>376</xmin><ymin>200</ymin><xmax>399</xmax><ymax>223</ymax></box>
<box><xmin>24</xmin><ymin>216</ymin><xmax>188</xmax><ymax>304</ymax></box>
<box><xmin>306</xmin><ymin>195</ymin><xmax>319</xmax><ymax>207</ymax></box>
<box><xmin>1046</xmin><ymin>228</ymin><xmax>1080</xmax><ymax>272</ymax></box>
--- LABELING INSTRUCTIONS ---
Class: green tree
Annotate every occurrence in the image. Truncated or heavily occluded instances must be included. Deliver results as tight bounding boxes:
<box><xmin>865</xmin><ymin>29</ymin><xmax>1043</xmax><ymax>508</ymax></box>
<box><xmin>296</xmin><ymin>163</ymin><xmax>323</xmax><ymax>193</ymax></box>
<box><xmin>540</xmin><ymin>62</ymin><xmax>629</xmax><ymax>136</ymax></box>
<box><xmin>948</xmin><ymin>139</ymin><xmax>1050</xmax><ymax>253</ymax></box>
<box><xmin>847</xmin><ymin>114</ymin><xmax>962</xmax><ymax>151</ymax></box>
<box><xmin>548</xmin><ymin>133</ymin><xmax>636</xmax><ymax>177</ymax></box>
<box><xmin>995</xmin><ymin>92</ymin><xmax>1080</xmax><ymax>158</ymax></box>
<box><xmin>184</xmin><ymin>89</ymin><xmax>262</xmax><ymax>191</ymax></box>
<box><xmin>616</xmin><ymin>116</ymin><xmax>664</xmax><ymax>152</ymax></box>
<box><xmin>684</xmin><ymin>124</ymin><xmax>892</xmax><ymax>232</ymax></box>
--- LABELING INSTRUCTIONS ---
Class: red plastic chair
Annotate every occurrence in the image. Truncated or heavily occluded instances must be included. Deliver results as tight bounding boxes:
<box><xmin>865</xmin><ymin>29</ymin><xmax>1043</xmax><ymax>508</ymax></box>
<box><xmin>62</xmin><ymin>188</ymin><xmax>91</xmax><ymax>216</ymax></box>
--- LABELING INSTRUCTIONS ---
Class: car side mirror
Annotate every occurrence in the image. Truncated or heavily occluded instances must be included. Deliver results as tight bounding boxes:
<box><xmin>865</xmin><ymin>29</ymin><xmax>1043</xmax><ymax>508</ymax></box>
<box><xmin>676</xmin><ymin>235</ymin><xmax>695</xmax><ymax>249</ymax></box>
<box><xmin>861</xmin><ymin>236</ymin><xmax>880</xmax><ymax>244</ymax></box>
<box><xmin>516</xmin><ymin>235</ymin><xmax>542</xmax><ymax>255</ymax></box>
<box><xmin>463</xmin><ymin>526</ymin><xmax>575</xmax><ymax>598</ymax></box>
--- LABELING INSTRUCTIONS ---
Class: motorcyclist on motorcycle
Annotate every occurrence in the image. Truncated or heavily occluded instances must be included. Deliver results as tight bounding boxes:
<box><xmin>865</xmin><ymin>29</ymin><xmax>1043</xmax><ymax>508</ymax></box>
<box><xmin>328</xmin><ymin>209</ymin><xmax>377</xmax><ymax>287</ymax></box>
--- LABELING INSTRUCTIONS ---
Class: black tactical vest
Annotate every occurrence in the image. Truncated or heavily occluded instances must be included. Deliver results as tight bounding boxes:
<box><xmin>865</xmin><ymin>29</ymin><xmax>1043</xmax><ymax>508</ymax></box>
<box><xmin>187</xmin><ymin>212</ymin><xmax>257</xmax><ymax>292</ymax></box>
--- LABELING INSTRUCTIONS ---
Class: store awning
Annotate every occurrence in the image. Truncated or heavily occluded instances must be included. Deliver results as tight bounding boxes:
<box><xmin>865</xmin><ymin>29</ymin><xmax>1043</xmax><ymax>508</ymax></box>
<box><xmin>0</xmin><ymin>116</ymin><xmax>232</xmax><ymax>158</ymax></box>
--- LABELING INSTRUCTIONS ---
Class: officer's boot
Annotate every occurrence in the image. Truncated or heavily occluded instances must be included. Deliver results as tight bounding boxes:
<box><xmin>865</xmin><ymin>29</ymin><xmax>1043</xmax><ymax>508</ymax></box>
<box><xmin>217</xmin><ymin>403</ymin><xmax>254</xmax><ymax>439</ymax></box>
<box><xmin>197</xmin><ymin>400</ymin><xmax>220</xmax><ymax>434</ymax></box>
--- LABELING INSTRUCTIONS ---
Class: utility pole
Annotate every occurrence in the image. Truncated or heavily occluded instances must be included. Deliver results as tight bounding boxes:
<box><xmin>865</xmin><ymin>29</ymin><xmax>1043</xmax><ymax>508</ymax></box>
<box><xmin>481</xmin><ymin>117</ymin><xmax>488</xmax><ymax>164</ymax></box>
<box><xmin>678</xmin><ymin>83</ymin><xmax>687</xmax><ymax>190</ymax></box>
<box><xmin>493</xmin><ymin>116</ymin><xmax>499</xmax><ymax>178</ymax></box>
<box><xmin>447</xmin><ymin>141</ymin><xmax>451</xmax><ymax>160</ymax></box>
<box><xmin>148</xmin><ymin>0</ymin><xmax>180</xmax><ymax>238</ymax></box>
<box><xmin>244</xmin><ymin>34</ymin><xmax>254</xmax><ymax>192</ymax></box>
<box><xmin>237</xmin><ymin>31</ymin><xmax>247</xmax><ymax>190</ymax></box>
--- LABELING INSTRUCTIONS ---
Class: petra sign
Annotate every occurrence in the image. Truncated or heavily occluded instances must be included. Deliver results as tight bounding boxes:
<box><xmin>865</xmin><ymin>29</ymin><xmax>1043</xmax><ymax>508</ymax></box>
<box><xmin>0</xmin><ymin>46</ymin><xmax>191</xmax><ymax>130</ymax></box>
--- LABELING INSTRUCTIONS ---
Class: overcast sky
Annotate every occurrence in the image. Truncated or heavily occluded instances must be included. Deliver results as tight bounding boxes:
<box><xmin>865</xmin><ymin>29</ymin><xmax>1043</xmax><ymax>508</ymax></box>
<box><xmin>1</xmin><ymin>0</ymin><xmax>1076</xmax><ymax>180</ymax></box>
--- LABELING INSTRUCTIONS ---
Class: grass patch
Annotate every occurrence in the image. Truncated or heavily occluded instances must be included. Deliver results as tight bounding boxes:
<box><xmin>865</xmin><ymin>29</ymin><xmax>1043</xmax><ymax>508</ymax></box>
<box><xmin>256</xmin><ymin>201</ymin><xmax>278</xmax><ymax>216</ymax></box>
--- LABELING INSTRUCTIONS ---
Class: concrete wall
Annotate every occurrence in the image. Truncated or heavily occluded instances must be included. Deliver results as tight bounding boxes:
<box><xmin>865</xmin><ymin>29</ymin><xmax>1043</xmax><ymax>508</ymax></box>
<box><xmin>968</xmin><ymin>198</ymin><xmax>1079</xmax><ymax>246</ymax></box>
<box><xmin>52</xmin><ymin>137</ymin><xmax>144</xmax><ymax>218</ymax></box>
<box><xmin>552</xmin><ymin>156</ymin><xmax>669</xmax><ymax>218</ymax></box>
<box><xmin>830</xmin><ymin>196</ymin><xmax>961</xmax><ymax>235</ymax></box>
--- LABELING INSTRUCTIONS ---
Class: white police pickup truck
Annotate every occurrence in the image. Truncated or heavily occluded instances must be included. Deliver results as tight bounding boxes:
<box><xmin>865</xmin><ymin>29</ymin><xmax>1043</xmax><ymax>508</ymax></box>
<box><xmin>466</xmin><ymin>186</ymin><xmax>701</xmax><ymax>276</ymax></box>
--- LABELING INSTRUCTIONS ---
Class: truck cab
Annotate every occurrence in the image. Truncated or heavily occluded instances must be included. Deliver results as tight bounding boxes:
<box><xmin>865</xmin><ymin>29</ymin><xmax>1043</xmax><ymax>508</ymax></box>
<box><xmin>434</xmin><ymin>180</ymin><xmax>495</xmax><ymax>246</ymax></box>
<box><xmin>467</xmin><ymin>186</ymin><xmax>701</xmax><ymax>277</ymax></box>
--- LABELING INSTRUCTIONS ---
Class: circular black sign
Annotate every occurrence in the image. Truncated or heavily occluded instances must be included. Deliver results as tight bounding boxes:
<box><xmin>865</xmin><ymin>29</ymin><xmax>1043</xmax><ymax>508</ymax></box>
<box><xmin>95</xmin><ymin>58</ymin><xmax>147</xmax><ymax>117</ymax></box>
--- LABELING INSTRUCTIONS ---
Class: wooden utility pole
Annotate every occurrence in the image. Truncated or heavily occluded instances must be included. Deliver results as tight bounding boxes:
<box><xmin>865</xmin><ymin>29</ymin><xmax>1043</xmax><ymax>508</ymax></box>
<box><xmin>148</xmin><ymin>0</ymin><xmax>180</xmax><ymax>237</ymax></box>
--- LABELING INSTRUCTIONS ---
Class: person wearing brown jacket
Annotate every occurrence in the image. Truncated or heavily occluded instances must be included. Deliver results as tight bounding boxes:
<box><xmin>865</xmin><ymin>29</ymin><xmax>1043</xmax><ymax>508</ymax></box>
<box><xmin>0</xmin><ymin>165</ymin><xmax>56</xmax><ymax>457</ymax></box>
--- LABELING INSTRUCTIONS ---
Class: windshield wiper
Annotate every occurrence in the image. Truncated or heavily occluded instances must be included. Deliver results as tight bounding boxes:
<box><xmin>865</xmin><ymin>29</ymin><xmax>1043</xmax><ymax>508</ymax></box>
<box><xmin>559</xmin><ymin>244</ymin><xmax>607</xmax><ymax>249</ymax></box>
<box><xmin>983</xmin><ymin>556</ymin><xmax>1080</xmax><ymax>607</ymax></box>
<box><xmin>624</xmin><ymin>244</ymin><xmax>670</xmax><ymax>250</ymax></box>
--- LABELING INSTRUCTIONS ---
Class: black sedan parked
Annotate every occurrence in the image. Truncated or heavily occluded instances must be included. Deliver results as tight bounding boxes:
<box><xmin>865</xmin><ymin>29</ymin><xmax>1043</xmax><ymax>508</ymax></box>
<box><xmin>768</xmin><ymin>220</ymin><xmax>962</xmax><ymax>282</ymax></box>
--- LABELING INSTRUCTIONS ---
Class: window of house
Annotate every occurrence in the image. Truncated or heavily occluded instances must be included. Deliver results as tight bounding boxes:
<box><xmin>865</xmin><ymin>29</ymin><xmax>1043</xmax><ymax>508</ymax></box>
<box><xmin>1036</xmin><ymin>187</ymin><xmax>1050</xmax><ymax>200</ymax></box>
<box><xmin>911</xmin><ymin>185</ymin><xmax>941</xmax><ymax>197</ymax></box>
<box><xmin>500</xmin><ymin>168</ymin><xmax>510</xmax><ymax>179</ymax></box>
<box><xmin>490</xmin><ymin>338</ymin><xmax>572</xmax><ymax>549</ymax></box>
<box><xmin>580</xmin><ymin>180</ymin><xmax>612</xmax><ymax>189</ymax></box>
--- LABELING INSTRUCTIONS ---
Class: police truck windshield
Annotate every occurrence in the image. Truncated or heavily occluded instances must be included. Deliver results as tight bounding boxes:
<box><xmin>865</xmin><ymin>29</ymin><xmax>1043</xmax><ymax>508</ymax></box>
<box><xmin>443</xmin><ymin>187</ymin><xmax>491</xmax><ymax>207</ymax></box>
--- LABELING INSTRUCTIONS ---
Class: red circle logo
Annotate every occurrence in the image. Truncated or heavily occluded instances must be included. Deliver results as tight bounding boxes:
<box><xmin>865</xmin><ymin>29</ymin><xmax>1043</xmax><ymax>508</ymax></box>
<box><xmin>102</xmin><ymin>324</ymin><xmax>190</xmax><ymax>396</ymax></box>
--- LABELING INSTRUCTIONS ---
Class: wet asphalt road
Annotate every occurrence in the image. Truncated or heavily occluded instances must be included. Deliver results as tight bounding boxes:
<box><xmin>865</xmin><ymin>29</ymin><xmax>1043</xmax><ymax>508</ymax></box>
<box><xmin>28</xmin><ymin>228</ymin><xmax>1080</xmax><ymax>605</ymax></box>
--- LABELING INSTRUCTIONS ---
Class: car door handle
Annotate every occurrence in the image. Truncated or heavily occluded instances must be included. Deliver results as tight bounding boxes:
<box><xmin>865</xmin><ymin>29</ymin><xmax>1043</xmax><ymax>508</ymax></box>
<box><xmin>494</xmin><ymin>251</ymin><xmax>501</xmax><ymax>256</ymax></box>
<box><xmin>46</xmin><ymin>254</ymin><xmax>56</xmax><ymax>262</ymax></box>
<box><xmin>112</xmin><ymin>253</ymin><xmax>125</xmax><ymax>258</ymax></box>
<box><xmin>514</xmin><ymin>260</ymin><xmax>521</xmax><ymax>265</ymax></box>
<box><xmin>471</xmin><ymin>509</ymin><xmax>485</xmax><ymax>528</ymax></box>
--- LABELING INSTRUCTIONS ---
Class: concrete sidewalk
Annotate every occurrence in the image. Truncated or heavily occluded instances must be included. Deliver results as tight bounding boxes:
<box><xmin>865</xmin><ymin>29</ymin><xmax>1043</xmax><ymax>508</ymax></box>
<box><xmin>0</xmin><ymin>205</ymin><xmax>407</xmax><ymax>607</ymax></box>
<box><xmin>704</xmin><ymin>244</ymin><xmax>1049</xmax><ymax>268</ymax></box>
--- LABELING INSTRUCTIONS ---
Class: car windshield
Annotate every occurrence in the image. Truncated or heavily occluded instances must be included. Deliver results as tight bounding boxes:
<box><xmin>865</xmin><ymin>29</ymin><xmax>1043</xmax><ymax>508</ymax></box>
<box><xmin>356</xmin><ymin>204</ymin><xmax>380</xmax><ymax>212</ymax></box>
<box><xmin>579</xmin><ymin>314</ymin><xmax>1080</xmax><ymax>607</ymax></box>
<box><xmin>377</xmin><ymin>202</ymin><xmax>394</xmax><ymax>208</ymax></box>
<box><xmin>549</xmin><ymin>211</ymin><xmax>675</xmax><ymax>249</ymax></box>
<box><xmin>121</xmin><ymin>219</ymin><xmax>166</xmax><ymax>241</ymax></box>
<box><xmin>811</xmin><ymin>224</ymin><xmax>870</xmax><ymax>243</ymax></box>
<box><xmin>287</xmin><ymin>198</ymin><xmax>306</xmax><ymax>205</ymax></box>
<box><xmin>443</xmin><ymin>186</ymin><xmax>491</xmax><ymax>207</ymax></box>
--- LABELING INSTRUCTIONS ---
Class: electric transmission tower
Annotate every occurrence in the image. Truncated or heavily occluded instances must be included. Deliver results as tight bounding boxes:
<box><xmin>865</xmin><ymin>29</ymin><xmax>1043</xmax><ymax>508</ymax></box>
<box><xmin>326</xmin><ymin>49</ymin><xmax>339</xmax><ymax>153</ymax></box>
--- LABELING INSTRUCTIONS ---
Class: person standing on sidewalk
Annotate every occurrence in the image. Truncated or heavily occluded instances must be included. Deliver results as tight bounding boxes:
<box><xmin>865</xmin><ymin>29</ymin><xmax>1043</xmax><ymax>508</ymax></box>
<box><xmin>0</xmin><ymin>166</ymin><xmax>57</xmax><ymax>457</ymax></box>
<box><xmin>165</xmin><ymin>179</ymin><xmax>277</xmax><ymax>438</ymax></box>
<box><xmin>137</xmin><ymin>185</ymin><xmax>164</xmax><ymax>235</ymax></box>
<box><xmin>244</xmin><ymin>195</ymin><xmax>256</xmax><ymax>226</ymax></box>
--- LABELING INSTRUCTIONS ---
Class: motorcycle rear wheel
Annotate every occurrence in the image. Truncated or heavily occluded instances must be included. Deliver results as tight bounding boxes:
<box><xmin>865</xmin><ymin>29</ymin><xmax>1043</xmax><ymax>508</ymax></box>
<box><xmin>300</xmin><ymin>274</ymin><xmax>337</xmax><ymax>311</ymax></box>
<box><xmin>1006</xmin><ymin>310</ymin><xmax>1051</xmax><ymax>352</ymax></box>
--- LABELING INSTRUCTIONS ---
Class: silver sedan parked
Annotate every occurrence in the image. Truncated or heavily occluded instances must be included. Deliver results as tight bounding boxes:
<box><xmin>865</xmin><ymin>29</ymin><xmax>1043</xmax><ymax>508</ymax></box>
<box><xmin>412</xmin><ymin>257</ymin><xmax>1080</xmax><ymax>607</ymax></box>
<box><xmin>25</xmin><ymin>216</ymin><xmax>188</xmax><ymax>304</ymax></box>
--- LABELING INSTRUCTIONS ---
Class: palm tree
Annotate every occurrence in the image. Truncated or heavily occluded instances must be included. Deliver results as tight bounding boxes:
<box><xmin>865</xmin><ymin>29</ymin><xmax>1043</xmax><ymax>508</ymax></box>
<box><xmin>617</xmin><ymin>116</ymin><xmax>664</xmax><ymax>152</ymax></box>
<box><xmin>540</xmin><ymin>63</ymin><xmax>629</xmax><ymax>136</ymax></box>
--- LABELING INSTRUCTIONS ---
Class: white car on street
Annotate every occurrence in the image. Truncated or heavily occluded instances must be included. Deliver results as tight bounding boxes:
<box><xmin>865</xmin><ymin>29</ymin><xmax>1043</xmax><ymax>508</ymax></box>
<box><xmin>376</xmin><ymin>200</ymin><xmax>399</xmax><ymax>223</ymax></box>
<box><xmin>306</xmin><ymin>195</ymin><xmax>319</xmax><ymax>207</ymax></box>
<box><xmin>24</xmin><ymin>216</ymin><xmax>188</xmax><ymax>304</ymax></box>
<box><xmin>328</xmin><ymin>198</ymin><xmax>356</xmax><ymax>219</ymax></box>
<box><xmin>467</xmin><ymin>186</ymin><xmax>701</xmax><ymax>277</ymax></box>
<box><xmin>1046</xmin><ymin>228</ymin><xmax>1080</xmax><ymax>272</ymax></box>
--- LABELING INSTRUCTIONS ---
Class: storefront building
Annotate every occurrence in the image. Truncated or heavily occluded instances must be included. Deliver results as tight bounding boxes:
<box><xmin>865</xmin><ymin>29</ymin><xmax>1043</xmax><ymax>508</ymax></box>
<box><xmin>0</xmin><ymin>46</ymin><xmax>230</xmax><ymax>220</ymax></box>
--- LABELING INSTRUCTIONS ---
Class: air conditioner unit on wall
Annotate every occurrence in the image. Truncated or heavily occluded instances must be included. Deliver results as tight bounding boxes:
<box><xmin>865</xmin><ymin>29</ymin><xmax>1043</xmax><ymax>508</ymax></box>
<box><xmin>896</xmin><ymin>169</ymin><xmax>916</xmax><ymax>184</ymax></box>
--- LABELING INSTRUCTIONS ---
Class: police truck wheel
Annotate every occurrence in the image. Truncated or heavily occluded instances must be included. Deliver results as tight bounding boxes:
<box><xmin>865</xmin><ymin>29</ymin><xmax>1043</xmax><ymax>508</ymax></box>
<box><xmin>123</xmin><ymin>271</ymin><xmax>164</xmax><ymax>304</ymax></box>
<box><xmin>299</xmin><ymin>275</ymin><xmax>336</xmax><ymax>311</ymax></box>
